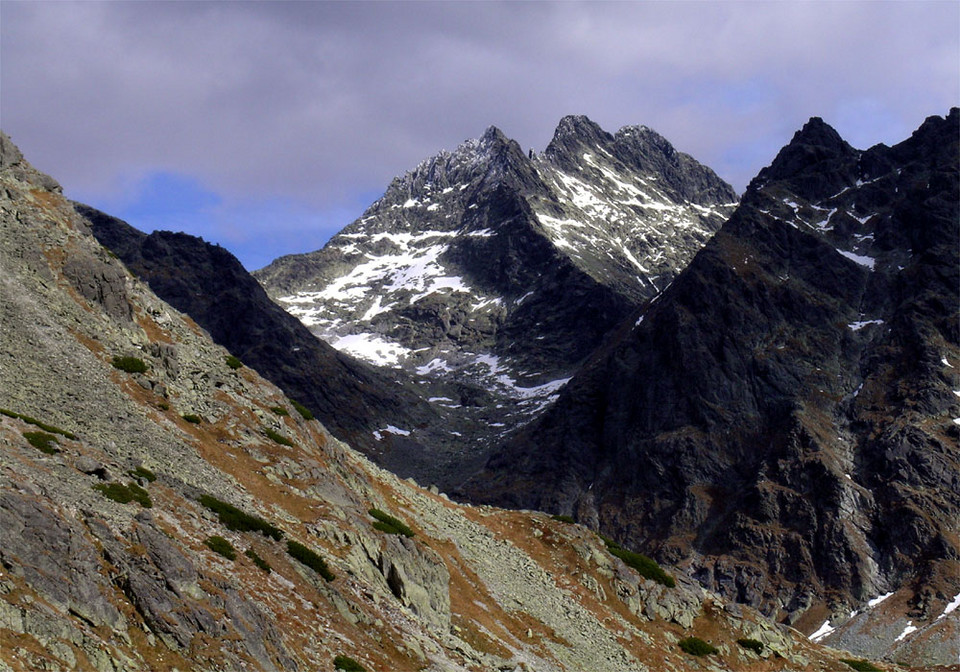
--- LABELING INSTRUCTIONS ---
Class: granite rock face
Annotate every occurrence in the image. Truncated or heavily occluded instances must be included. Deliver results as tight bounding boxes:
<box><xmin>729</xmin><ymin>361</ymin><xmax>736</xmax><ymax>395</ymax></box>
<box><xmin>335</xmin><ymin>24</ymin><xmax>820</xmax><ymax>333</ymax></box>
<box><xmin>463</xmin><ymin>110</ymin><xmax>960</xmax><ymax>663</ymax></box>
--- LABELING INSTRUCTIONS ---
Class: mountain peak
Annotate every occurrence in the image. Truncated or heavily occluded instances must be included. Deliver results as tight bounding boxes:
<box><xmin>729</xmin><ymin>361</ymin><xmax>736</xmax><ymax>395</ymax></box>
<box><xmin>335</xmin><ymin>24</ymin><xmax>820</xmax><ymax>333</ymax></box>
<box><xmin>0</xmin><ymin>129</ymin><xmax>62</xmax><ymax>192</ymax></box>
<box><xmin>0</xmin><ymin>131</ymin><xmax>25</xmax><ymax>168</ymax></box>
<box><xmin>791</xmin><ymin>116</ymin><xmax>848</xmax><ymax>150</ymax></box>
<box><xmin>480</xmin><ymin>124</ymin><xmax>509</xmax><ymax>144</ymax></box>
<box><xmin>751</xmin><ymin>117</ymin><xmax>858</xmax><ymax>198</ymax></box>
<box><xmin>544</xmin><ymin>115</ymin><xmax>613</xmax><ymax>160</ymax></box>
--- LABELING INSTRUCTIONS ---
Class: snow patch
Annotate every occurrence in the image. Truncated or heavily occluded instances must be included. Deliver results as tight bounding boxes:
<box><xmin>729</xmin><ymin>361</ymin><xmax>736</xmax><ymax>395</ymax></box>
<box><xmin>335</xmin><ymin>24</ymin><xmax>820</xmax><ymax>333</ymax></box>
<box><xmin>894</xmin><ymin>622</ymin><xmax>917</xmax><ymax>642</ymax></box>
<box><xmin>809</xmin><ymin>620</ymin><xmax>835</xmax><ymax>641</ymax></box>
<box><xmin>837</xmin><ymin>249</ymin><xmax>876</xmax><ymax>269</ymax></box>
<box><xmin>374</xmin><ymin>425</ymin><xmax>411</xmax><ymax>441</ymax></box>
<box><xmin>942</xmin><ymin>357</ymin><xmax>954</xmax><ymax>368</ymax></box>
<box><xmin>868</xmin><ymin>592</ymin><xmax>894</xmax><ymax>608</ymax></box>
<box><xmin>848</xmin><ymin>319</ymin><xmax>884</xmax><ymax>331</ymax></box>
<box><xmin>937</xmin><ymin>592</ymin><xmax>960</xmax><ymax>619</ymax></box>
<box><xmin>416</xmin><ymin>358</ymin><xmax>453</xmax><ymax>376</ymax></box>
<box><xmin>333</xmin><ymin>333</ymin><xmax>410</xmax><ymax>367</ymax></box>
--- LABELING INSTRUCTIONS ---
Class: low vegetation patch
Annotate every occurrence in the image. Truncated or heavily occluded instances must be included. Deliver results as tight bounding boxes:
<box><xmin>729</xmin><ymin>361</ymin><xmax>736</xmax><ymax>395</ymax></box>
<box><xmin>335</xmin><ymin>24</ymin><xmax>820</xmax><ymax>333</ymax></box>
<box><xmin>369</xmin><ymin>508</ymin><xmax>415</xmax><ymax>538</ymax></box>
<box><xmin>198</xmin><ymin>494</ymin><xmax>284</xmax><ymax>540</ymax></box>
<box><xmin>287</xmin><ymin>540</ymin><xmax>335</xmax><ymax>581</ymax></box>
<box><xmin>128</xmin><ymin>466</ymin><xmax>157</xmax><ymax>482</ymax></box>
<box><xmin>94</xmin><ymin>481</ymin><xmax>152</xmax><ymax>508</ymax></box>
<box><xmin>840</xmin><ymin>660</ymin><xmax>883</xmax><ymax>672</ymax></box>
<box><xmin>244</xmin><ymin>548</ymin><xmax>272</xmax><ymax>573</ymax></box>
<box><xmin>736</xmin><ymin>638</ymin><xmax>764</xmax><ymax>654</ymax></box>
<box><xmin>111</xmin><ymin>355</ymin><xmax>148</xmax><ymax>374</ymax></box>
<box><xmin>263</xmin><ymin>427</ymin><xmax>294</xmax><ymax>447</ymax></box>
<box><xmin>1</xmin><ymin>408</ymin><xmax>77</xmax><ymax>439</ymax></box>
<box><xmin>181</xmin><ymin>413</ymin><xmax>202</xmax><ymax>424</ymax></box>
<box><xmin>601</xmin><ymin>536</ymin><xmax>675</xmax><ymax>588</ymax></box>
<box><xmin>269</xmin><ymin>406</ymin><xmax>289</xmax><ymax>416</ymax></box>
<box><xmin>551</xmin><ymin>514</ymin><xmax>575</xmax><ymax>524</ymax></box>
<box><xmin>291</xmin><ymin>400</ymin><xmax>313</xmax><ymax>421</ymax></box>
<box><xmin>678</xmin><ymin>636</ymin><xmax>718</xmax><ymax>656</ymax></box>
<box><xmin>23</xmin><ymin>431</ymin><xmax>59</xmax><ymax>455</ymax></box>
<box><xmin>225</xmin><ymin>355</ymin><xmax>243</xmax><ymax>370</ymax></box>
<box><xmin>333</xmin><ymin>655</ymin><xmax>366</xmax><ymax>672</ymax></box>
<box><xmin>204</xmin><ymin>536</ymin><xmax>237</xmax><ymax>560</ymax></box>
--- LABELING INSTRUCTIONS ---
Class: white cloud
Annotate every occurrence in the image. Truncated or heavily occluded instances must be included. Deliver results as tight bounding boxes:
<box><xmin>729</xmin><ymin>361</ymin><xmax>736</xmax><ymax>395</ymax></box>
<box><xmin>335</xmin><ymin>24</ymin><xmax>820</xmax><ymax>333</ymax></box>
<box><xmin>2</xmin><ymin>1</ymin><xmax>956</xmax><ymax>267</ymax></box>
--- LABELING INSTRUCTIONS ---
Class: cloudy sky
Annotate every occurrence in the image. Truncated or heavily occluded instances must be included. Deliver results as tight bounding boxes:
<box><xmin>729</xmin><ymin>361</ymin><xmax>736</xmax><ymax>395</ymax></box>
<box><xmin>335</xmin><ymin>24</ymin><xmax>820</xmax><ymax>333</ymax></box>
<box><xmin>2</xmin><ymin>1</ymin><xmax>957</xmax><ymax>270</ymax></box>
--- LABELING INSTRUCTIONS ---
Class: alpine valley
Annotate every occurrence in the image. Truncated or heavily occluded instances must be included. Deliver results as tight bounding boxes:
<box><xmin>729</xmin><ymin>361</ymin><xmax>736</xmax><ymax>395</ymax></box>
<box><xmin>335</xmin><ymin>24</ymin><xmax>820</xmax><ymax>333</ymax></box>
<box><xmin>0</xmin><ymin>108</ymin><xmax>956</xmax><ymax>672</ymax></box>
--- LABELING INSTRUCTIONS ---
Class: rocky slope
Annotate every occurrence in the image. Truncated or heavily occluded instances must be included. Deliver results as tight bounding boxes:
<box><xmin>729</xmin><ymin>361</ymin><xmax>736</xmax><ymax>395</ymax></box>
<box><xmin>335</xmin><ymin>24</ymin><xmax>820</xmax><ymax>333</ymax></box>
<box><xmin>77</xmin><ymin>205</ymin><xmax>455</xmax><ymax>468</ymax></box>
<box><xmin>462</xmin><ymin>110</ymin><xmax>960</xmax><ymax>666</ymax></box>
<box><xmin>254</xmin><ymin>117</ymin><xmax>736</xmax><ymax>484</ymax></box>
<box><xmin>1</xmin><ymin>133</ymin><xmax>894</xmax><ymax>672</ymax></box>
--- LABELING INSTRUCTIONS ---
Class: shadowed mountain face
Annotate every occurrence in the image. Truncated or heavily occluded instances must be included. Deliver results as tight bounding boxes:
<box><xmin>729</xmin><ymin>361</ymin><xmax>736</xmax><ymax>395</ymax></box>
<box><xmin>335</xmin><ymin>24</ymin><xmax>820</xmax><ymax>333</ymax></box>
<box><xmin>79</xmin><ymin>206</ymin><xmax>443</xmax><ymax>457</ymax></box>
<box><xmin>463</xmin><ymin>110</ymin><xmax>960</xmax><ymax>650</ymax></box>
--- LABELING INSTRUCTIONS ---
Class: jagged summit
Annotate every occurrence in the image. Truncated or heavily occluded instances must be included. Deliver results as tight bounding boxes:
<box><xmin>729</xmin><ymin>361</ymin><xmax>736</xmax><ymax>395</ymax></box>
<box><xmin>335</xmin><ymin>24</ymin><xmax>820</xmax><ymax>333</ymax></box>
<box><xmin>750</xmin><ymin>116</ymin><xmax>859</xmax><ymax>199</ymax></box>
<box><xmin>543</xmin><ymin>114</ymin><xmax>614</xmax><ymax>161</ymax></box>
<box><xmin>0</xmin><ymin>130</ymin><xmax>24</xmax><ymax>167</ymax></box>
<box><xmin>255</xmin><ymin>117</ymin><xmax>737</xmax><ymax>487</ymax></box>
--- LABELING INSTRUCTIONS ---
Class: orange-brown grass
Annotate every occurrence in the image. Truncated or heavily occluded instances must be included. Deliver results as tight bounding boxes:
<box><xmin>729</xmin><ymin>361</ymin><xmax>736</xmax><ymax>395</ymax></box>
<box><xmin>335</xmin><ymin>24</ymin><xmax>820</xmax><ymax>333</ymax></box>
<box><xmin>136</xmin><ymin>310</ymin><xmax>176</xmax><ymax>345</ymax></box>
<box><xmin>28</xmin><ymin>188</ymin><xmax>70</xmax><ymax>217</ymax></box>
<box><xmin>68</xmin><ymin>327</ymin><xmax>107</xmax><ymax>357</ymax></box>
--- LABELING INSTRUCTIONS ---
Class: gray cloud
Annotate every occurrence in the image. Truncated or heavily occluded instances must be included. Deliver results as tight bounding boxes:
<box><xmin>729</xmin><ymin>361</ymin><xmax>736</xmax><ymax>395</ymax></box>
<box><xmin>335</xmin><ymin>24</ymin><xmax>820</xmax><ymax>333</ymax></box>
<box><xmin>2</xmin><ymin>1</ymin><xmax>957</xmax><ymax>265</ymax></box>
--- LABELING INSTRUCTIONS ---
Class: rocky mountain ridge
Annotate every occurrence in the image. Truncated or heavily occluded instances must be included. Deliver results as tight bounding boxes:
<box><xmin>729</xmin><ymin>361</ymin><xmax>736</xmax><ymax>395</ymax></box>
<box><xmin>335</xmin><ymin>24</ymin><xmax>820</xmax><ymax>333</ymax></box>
<box><xmin>462</xmin><ymin>110</ymin><xmax>960</xmax><ymax>666</ymax></box>
<box><xmin>0</xmin><ymin>131</ymin><xmax>890</xmax><ymax>672</ymax></box>
<box><xmin>253</xmin><ymin>117</ymin><xmax>736</xmax><ymax>485</ymax></box>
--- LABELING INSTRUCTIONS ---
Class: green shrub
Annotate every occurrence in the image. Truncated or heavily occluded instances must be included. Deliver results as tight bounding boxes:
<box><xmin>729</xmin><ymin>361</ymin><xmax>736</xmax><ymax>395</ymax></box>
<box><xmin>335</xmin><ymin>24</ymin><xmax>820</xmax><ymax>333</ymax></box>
<box><xmin>551</xmin><ymin>514</ymin><xmax>575</xmax><ymax>524</ymax></box>
<box><xmin>606</xmin><ymin>544</ymin><xmax>675</xmax><ymax>588</ymax></box>
<box><xmin>678</xmin><ymin>636</ymin><xmax>718</xmax><ymax>656</ymax></box>
<box><xmin>198</xmin><ymin>494</ymin><xmax>284</xmax><ymax>540</ymax></box>
<box><xmin>244</xmin><ymin>548</ymin><xmax>272</xmax><ymax>573</ymax></box>
<box><xmin>23</xmin><ymin>431</ymin><xmax>59</xmax><ymax>454</ymax></box>
<box><xmin>111</xmin><ymin>355</ymin><xmax>148</xmax><ymax>374</ymax></box>
<box><xmin>128</xmin><ymin>466</ymin><xmax>157</xmax><ymax>482</ymax></box>
<box><xmin>263</xmin><ymin>427</ymin><xmax>294</xmax><ymax>447</ymax></box>
<box><xmin>333</xmin><ymin>655</ymin><xmax>366</xmax><ymax>672</ymax></box>
<box><xmin>737</xmin><ymin>638</ymin><xmax>764</xmax><ymax>654</ymax></box>
<box><xmin>1</xmin><ymin>408</ymin><xmax>76</xmax><ymax>439</ymax></box>
<box><xmin>291</xmin><ymin>400</ymin><xmax>313</xmax><ymax>421</ymax></box>
<box><xmin>225</xmin><ymin>355</ymin><xmax>243</xmax><ymax>370</ymax></box>
<box><xmin>125</xmin><ymin>482</ymin><xmax>152</xmax><ymax>508</ymax></box>
<box><xmin>286</xmin><ymin>540</ymin><xmax>334</xmax><ymax>581</ymax></box>
<box><xmin>269</xmin><ymin>406</ymin><xmax>289</xmax><ymax>416</ymax></box>
<box><xmin>599</xmin><ymin>533</ymin><xmax>619</xmax><ymax>548</ymax></box>
<box><xmin>94</xmin><ymin>482</ymin><xmax>152</xmax><ymax>508</ymax></box>
<box><xmin>157</xmin><ymin>401</ymin><xmax>170</xmax><ymax>411</ymax></box>
<box><xmin>840</xmin><ymin>660</ymin><xmax>882</xmax><ymax>672</ymax></box>
<box><xmin>204</xmin><ymin>535</ymin><xmax>237</xmax><ymax>560</ymax></box>
<box><xmin>369</xmin><ymin>508</ymin><xmax>415</xmax><ymax>538</ymax></box>
<box><xmin>182</xmin><ymin>413</ymin><xmax>202</xmax><ymax>424</ymax></box>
